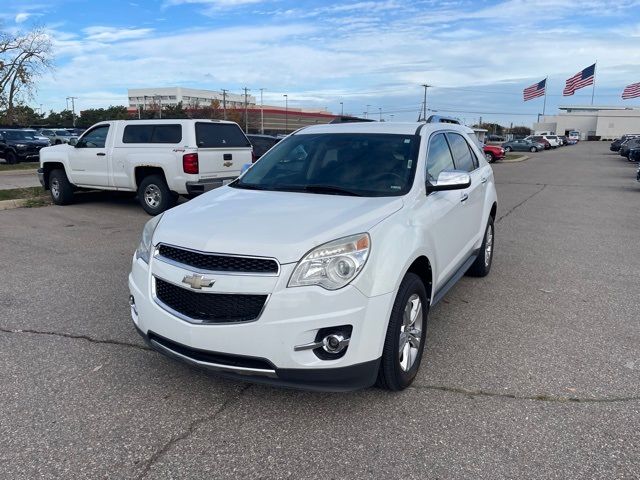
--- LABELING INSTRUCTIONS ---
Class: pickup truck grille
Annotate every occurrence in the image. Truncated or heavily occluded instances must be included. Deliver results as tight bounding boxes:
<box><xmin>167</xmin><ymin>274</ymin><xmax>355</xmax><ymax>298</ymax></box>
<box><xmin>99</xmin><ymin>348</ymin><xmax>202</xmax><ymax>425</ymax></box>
<box><xmin>157</xmin><ymin>244</ymin><xmax>279</xmax><ymax>274</ymax></box>
<box><xmin>155</xmin><ymin>278</ymin><xmax>267</xmax><ymax>323</ymax></box>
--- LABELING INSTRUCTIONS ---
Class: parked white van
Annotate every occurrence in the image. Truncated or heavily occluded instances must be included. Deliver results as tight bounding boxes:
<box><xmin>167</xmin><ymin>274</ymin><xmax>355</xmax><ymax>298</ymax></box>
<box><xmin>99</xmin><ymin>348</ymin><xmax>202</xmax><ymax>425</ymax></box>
<box><xmin>38</xmin><ymin>119</ymin><xmax>253</xmax><ymax>214</ymax></box>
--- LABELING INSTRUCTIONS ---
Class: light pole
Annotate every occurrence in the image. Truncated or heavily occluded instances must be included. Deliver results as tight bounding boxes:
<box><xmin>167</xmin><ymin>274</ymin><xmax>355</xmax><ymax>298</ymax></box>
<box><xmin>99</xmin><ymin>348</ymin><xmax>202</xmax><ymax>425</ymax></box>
<box><xmin>66</xmin><ymin>96</ymin><xmax>77</xmax><ymax>126</ymax></box>
<box><xmin>340</xmin><ymin>102</ymin><xmax>344</xmax><ymax>116</ymax></box>
<box><xmin>365</xmin><ymin>104</ymin><xmax>371</xmax><ymax>119</ymax></box>
<box><xmin>283</xmin><ymin>94</ymin><xmax>288</xmax><ymax>133</ymax></box>
<box><xmin>379</xmin><ymin>107</ymin><xmax>382</xmax><ymax>121</ymax></box>
<box><xmin>260</xmin><ymin>88</ymin><xmax>265</xmax><ymax>134</ymax></box>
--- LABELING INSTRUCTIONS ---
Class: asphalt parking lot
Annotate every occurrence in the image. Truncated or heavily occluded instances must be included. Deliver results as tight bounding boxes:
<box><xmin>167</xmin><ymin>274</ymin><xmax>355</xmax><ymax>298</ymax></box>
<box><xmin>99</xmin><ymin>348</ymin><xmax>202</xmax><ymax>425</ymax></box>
<box><xmin>0</xmin><ymin>142</ymin><xmax>638</xmax><ymax>479</ymax></box>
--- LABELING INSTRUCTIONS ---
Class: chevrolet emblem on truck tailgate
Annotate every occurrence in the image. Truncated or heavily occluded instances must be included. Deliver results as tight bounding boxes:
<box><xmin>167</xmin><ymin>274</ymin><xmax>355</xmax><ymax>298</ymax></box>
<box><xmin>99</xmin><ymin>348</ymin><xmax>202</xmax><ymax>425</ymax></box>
<box><xmin>182</xmin><ymin>274</ymin><xmax>215</xmax><ymax>290</ymax></box>
<box><xmin>223</xmin><ymin>161</ymin><xmax>233</xmax><ymax>167</ymax></box>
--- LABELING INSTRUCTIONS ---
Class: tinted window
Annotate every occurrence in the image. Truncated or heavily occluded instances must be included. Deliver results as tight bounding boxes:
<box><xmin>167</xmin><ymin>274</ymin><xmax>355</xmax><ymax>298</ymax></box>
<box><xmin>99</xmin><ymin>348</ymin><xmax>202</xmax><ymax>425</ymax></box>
<box><xmin>426</xmin><ymin>133</ymin><xmax>455</xmax><ymax>181</ymax></box>
<box><xmin>122</xmin><ymin>124</ymin><xmax>182</xmax><ymax>144</ymax></box>
<box><xmin>196</xmin><ymin>123</ymin><xmax>250</xmax><ymax>148</ymax></box>
<box><xmin>447</xmin><ymin>132</ymin><xmax>476</xmax><ymax>172</ymax></box>
<box><xmin>234</xmin><ymin>133</ymin><xmax>419</xmax><ymax>197</ymax></box>
<box><xmin>79</xmin><ymin>125</ymin><xmax>109</xmax><ymax>148</ymax></box>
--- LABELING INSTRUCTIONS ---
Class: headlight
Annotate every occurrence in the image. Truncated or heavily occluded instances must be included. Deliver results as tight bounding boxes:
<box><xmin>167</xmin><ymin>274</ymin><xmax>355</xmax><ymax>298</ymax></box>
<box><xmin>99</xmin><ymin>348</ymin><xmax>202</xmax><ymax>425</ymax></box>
<box><xmin>15</xmin><ymin>144</ymin><xmax>27</xmax><ymax>148</ymax></box>
<box><xmin>135</xmin><ymin>213</ymin><xmax>164</xmax><ymax>263</ymax></box>
<box><xmin>288</xmin><ymin>233</ymin><xmax>370</xmax><ymax>290</ymax></box>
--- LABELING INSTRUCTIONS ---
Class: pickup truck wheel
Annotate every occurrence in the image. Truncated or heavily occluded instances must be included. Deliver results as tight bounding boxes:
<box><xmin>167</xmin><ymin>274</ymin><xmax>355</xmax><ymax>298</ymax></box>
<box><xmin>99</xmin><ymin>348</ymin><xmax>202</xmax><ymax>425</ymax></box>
<box><xmin>5</xmin><ymin>151</ymin><xmax>18</xmax><ymax>164</ymax></box>
<box><xmin>49</xmin><ymin>169</ymin><xmax>75</xmax><ymax>205</ymax></box>
<box><xmin>485</xmin><ymin>152</ymin><xmax>494</xmax><ymax>163</ymax></box>
<box><xmin>376</xmin><ymin>273</ymin><xmax>428</xmax><ymax>391</ymax></box>
<box><xmin>466</xmin><ymin>216</ymin><xmax>494</xmax><ymax>277</ymax></box>
<box><xmin>138</xmin><ymin>175</ymin><xmax>175</xmax><ymax>215</ymax></box>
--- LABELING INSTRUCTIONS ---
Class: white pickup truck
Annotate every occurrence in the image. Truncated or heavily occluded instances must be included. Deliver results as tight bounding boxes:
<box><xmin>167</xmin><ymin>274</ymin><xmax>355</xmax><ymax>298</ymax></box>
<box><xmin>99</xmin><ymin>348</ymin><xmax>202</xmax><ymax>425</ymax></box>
<box><xmin>37</xmin><ymin>119</ymin><xmax>253</xmax><ymax>214</ymax></box>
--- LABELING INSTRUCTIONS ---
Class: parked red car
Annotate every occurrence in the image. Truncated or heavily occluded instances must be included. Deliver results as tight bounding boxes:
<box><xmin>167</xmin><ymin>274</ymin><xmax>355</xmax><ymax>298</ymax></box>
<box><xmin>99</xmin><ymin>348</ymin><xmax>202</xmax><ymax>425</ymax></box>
<box><xmin>483</xmin><ymin>144</ymin><xmax>505</xmax><ymax>163</ymax></box>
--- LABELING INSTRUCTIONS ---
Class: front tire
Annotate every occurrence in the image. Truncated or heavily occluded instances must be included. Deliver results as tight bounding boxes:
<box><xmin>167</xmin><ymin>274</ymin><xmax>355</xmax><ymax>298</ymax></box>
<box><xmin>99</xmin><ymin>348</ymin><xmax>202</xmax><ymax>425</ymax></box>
<box><xmin>530</xmin><ymin>147</ymin><xmax>537</xmax><ymax>153</ymax></box>
<box><xmin>5</xmin><ymin>151</ymin><xmax>18</xmax><ymax>164</ymax></box>
<box><xmin>485</xmin><ymin>152</ymin><xmax>494</xmax><ymax>163</ymax></box>
<box><xmin>138</xmin><ymin>174</ymin><xmax>175</xmax><ymax>215</ymax></box>
<box><xmin>376</xmin><ymin>273</ymin><xmax>428</xmax><ymax>391</ymax></box>
<box><xmin>466</xmin><ymin>216</ymin><xmax>494</xmax><ymax>277</ymax></box>
<box><xmin>504</xmin><ymin>146</ymin><xmax>512</xmax><ymax>152</ymax></box>
<box><xmin>49</xmin><ymin>169</ymin><xmax>75</xmax><ymax>205</ymax></box>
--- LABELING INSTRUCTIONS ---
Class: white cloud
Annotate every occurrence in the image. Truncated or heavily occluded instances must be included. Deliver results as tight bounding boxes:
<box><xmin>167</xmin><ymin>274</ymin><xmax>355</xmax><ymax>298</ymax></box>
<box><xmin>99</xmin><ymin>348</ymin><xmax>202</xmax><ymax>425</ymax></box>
<box><xmin>82</xmin><ymin>26</ymin><xmax>154</xmax><ymax>42</ymax></box>
<box><xmin>15</xmin><ymin>13</ymin><xmax>33</xmax><ymax>23</ymax></box>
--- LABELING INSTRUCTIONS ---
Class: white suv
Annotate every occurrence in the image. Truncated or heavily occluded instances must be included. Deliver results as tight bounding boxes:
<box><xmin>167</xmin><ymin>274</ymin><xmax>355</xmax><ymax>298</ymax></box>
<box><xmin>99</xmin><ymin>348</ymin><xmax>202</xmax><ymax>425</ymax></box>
<box><xmin>128</xmin><ymin>122</ymin><xmax>498</xmax><ymax>391</ymax></box>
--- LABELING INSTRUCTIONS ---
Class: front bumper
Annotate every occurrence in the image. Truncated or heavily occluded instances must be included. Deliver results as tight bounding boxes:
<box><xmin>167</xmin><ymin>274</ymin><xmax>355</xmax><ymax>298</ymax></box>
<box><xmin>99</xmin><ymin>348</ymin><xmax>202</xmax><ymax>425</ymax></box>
<box><xmin>37</xmin><ymin>168</ymin><xmax>45</xmax><ymax>188</ymax></box>
<box><xmin>185</xmin><ymin>177</ymin><xmax>236</xmax><ymax>196</ymax></box>
<box><xmin>128</xmin><ymin>254</ymin><xmax>393</xmax><ymax>391</ymax></box>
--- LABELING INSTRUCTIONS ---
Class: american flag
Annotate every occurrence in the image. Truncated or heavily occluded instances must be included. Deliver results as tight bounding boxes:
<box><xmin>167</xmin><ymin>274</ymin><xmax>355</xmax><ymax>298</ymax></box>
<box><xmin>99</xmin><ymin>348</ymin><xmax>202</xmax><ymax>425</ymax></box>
<box><xmin>622</xmin><ymin>82</ymin><xmax>640</xmax><ymax>99</ymax></box>
<box><xmin>563</xmin><ymin>64</ymin><xmax>596</xmax><ymax>96</ymax></box>
<box><xmin>523</xmin><ymin>78</ymin><xmax>546</xmax><ymax>101</ymax></box>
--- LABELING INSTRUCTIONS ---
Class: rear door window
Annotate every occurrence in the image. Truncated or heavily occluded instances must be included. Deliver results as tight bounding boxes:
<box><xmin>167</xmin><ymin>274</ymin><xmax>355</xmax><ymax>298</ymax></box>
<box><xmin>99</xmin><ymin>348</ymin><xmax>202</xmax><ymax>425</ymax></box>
<box><xmin>196</xmin><ymin>123</ymin><xmax>250</xmax><ymax>148</ymax></box>
<box><xmin>123</xmin><ymin>124</ymin><xmax>182</xmax><ymax>143</ymax></box>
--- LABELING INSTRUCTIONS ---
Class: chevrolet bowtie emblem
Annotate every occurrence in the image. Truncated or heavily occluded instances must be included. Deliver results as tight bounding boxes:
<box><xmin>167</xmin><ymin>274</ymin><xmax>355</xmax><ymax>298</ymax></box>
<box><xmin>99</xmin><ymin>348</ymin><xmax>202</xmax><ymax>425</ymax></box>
<box><xmin>223</xmin><ymin>161</ymin><xmax>233</xmax><ymax>167</ymax></box>
<box><xmin>182</xmin><ymin>274</ymin><xmax>215</xmax><ymax>290</ymax></box>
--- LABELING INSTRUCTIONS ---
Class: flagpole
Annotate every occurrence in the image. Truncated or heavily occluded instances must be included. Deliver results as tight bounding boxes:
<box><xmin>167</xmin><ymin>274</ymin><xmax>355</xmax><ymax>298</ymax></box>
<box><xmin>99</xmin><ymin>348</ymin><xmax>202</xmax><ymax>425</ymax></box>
<box><xmin>591</xmin><ymin>61</ymin><xmax>597</xmax><ymax>105</ymax></box>
<box><xmin>543</xmin><ymin>77</ymin><xmax>548</xmax><ymax>116</ymax></box>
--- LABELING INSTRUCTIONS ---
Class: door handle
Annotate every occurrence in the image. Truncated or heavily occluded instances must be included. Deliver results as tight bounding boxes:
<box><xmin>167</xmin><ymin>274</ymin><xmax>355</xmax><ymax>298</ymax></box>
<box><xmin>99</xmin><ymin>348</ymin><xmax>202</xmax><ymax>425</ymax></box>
<box><xmin>481</xmin><ymin>177</ymin><xmax>488</xmax><ymax>184</ymax></box>
<box><xmin>96</xmin><ymin>152</ymin><xmax>106</xmax><ymax>156</ymax></box>
<box><xmin>460</xmin><ymin>192</ymin><xmax>469</xmax><ymax>203</ymax></box>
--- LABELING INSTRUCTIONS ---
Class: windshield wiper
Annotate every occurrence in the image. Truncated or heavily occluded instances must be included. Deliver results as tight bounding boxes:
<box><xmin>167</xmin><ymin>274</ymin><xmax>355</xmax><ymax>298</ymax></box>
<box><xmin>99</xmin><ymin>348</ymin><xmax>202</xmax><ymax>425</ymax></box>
<box><xmin>232</xmin><ymin>182</ymin><xmax>269</xmax><ymax>190</ymax></box>
<box><xmin>302</xmin><ymin>184</ymin><xmax>363</xmax><ymax>196</ymax></box>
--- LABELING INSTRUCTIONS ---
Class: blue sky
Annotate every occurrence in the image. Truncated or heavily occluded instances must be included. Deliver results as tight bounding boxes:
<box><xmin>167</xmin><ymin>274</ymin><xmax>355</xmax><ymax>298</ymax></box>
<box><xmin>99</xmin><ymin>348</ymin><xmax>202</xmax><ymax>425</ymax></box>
<box><xmin>3</xmin><ymin>0</ymin><xmax>640</xmax><ymax>126</ymax></box>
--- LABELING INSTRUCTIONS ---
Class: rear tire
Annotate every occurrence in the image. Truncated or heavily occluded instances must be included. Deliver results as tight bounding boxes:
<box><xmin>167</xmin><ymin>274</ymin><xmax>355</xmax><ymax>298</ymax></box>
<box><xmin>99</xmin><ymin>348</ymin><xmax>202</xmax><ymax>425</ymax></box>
<box><xmin>504</xmin><ymin>146</ymin><xmax>512</xmax><ymax>152</ymax></box>
<box><xmin>466</xmin><ymin>216</ymin><xmax>494</xmax><ymax>277</ymax></box>
<box><xmin>530</xmin><ymin>147</ymin><xmax>537</xmax><ymax>153</ymax></box>
<box><xmin>138</xmin><ymin>174</ymin><xmax>175</xmax><ymax>215</ymax></box>
<box><xmin>49</xmin><ymin>169</ymin><xmax>75</xmax><ymax>205</ymax></box>
<box><xmin>5</xmin><ymin>151</ymin><xmax>18</xmax><ymax>164</ymax></box>
<box><xmin>485</xmin><ymin>152</ymin><xmax>494</xmax><ymax>163</ymax></box>
<box><xmin>376</xmin><ymin>273</ymin><xmax>428</xmax><ymax>391</ymax></box>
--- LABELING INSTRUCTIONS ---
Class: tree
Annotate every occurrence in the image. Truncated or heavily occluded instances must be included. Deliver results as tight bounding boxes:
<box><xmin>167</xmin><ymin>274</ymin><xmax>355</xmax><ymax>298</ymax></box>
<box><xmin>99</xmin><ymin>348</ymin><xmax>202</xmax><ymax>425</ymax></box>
<box><xmin>163</xmin><ymin>102</ymin><xmax>188</xmax><ymax>119</ymax></box>
<box><xmin>510</xmin><ymin>126</ymin><xmax>531</xmax><ymax>137</ymax></box>
<box><xmin>43</xmin><ymin>109</ymin><xmax>74</xmax><ymax>127</ymax></box>
<box><xmin>0</xmin><ymin>28</ymin><xmax>53</xmax><ymax>124</ymax></box>
<box><xmin>77</xmin><ymin>106</ymin><xmax>131</xmax><ymax>127</ymax></box>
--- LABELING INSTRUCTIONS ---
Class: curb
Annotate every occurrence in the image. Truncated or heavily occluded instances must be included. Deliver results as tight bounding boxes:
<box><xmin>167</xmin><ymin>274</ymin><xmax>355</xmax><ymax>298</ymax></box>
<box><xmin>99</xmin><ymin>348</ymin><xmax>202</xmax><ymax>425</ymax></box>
<box><xmin>0</xmin><ymin>169</ymin><xmax>38</xmax><ymax>176</ymax></box>
<box><xmin>0</xmin><ymin>198</ymin><xmax>29</xmax><ymax>210</ymax></box>
<box><xmin>498</xmin><ymin>155</ymin><xmax>529</xmax><ymax>163</ymax></box>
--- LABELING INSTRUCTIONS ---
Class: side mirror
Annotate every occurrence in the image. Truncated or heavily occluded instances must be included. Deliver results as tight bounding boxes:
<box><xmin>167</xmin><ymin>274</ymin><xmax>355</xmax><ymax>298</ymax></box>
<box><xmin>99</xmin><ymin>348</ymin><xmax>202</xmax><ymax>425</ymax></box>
<box><xmin>68</xmin><ymin>138</ymin><xmax>78</xmax><ymax>146</ymax></box>
<box><xmin>426</xmin><ymin>170</ymin><xmax>471</xmax><ymax>193</ymax></box>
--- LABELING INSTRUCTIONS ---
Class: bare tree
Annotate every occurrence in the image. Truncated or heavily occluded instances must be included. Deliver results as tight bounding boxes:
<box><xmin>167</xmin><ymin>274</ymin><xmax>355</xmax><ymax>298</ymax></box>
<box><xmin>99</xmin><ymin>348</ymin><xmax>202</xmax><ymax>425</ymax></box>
<box><xmin>0</xmin><ymin>28</ymin><xmax>53</xmax><ymax>124</ymax></box>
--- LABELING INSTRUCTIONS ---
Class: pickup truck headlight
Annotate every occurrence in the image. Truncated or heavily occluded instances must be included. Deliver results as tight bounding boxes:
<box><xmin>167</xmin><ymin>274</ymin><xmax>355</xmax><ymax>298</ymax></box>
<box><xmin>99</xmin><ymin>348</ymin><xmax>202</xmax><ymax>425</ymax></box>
<box><xmin>135</xmin><ymin>213</ymin><xmax>164</xmax><ymax>263</ymax></box>
<box><xmin>288</xmin><ymin>233</ymin><xmax>370</xmax><ymax>290</ymax></box>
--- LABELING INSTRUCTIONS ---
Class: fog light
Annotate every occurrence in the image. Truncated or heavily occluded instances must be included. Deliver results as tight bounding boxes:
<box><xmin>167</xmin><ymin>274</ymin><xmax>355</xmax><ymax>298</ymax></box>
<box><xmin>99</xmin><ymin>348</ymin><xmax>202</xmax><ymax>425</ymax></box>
<box><xmin>322</xmin><ymin>333</ymin><xmax>348</xmax><ymax>354</ymax></box>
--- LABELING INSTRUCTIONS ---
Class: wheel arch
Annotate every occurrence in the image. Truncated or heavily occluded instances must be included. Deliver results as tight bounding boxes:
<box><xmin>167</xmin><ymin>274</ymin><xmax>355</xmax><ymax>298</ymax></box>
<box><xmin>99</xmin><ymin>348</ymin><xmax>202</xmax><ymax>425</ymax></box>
<box><xmin>405</xmin><ymin>256</ymin><xmax>433</xmax><ymax>303</ymax></box>
<box><xmin>134</xmin><ymin>166</ymin><xmax>167</xmax><ymax>188</ymax></box>
<box><xmin>42</xmin><ymin>162</ymin><xmax>66</xmax><ymax>189</ymax></box>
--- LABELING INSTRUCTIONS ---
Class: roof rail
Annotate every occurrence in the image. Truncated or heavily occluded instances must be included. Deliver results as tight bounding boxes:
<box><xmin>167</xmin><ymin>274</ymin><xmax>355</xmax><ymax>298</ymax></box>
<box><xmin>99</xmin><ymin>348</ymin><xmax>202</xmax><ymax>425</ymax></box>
<box><xmin>425</xmin><ymin>114</ymin><xmax>461</xmax><ymax>125</ymax></box>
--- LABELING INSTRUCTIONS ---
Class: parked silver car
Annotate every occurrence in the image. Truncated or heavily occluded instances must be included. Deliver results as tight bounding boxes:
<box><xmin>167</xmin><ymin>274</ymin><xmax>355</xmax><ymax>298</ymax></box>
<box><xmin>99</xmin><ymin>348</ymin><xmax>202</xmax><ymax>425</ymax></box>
<box><xmin>38</xmin><ymin>128</ymin><xmax>78</xmax><ymax>145</ymax></box>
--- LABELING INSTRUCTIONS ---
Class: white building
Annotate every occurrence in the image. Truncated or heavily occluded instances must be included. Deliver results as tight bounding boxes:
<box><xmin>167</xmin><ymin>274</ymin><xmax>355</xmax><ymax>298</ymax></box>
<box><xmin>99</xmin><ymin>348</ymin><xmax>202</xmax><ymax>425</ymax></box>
<box><xmin>534</xmin><ymin>105</ymin><xmax>640</xmax><ymax>140</ymax></box>
<box><xmin>127</xmin><ymin>87</ymin><xmax>255</xmax><ymax>110</ymax></box>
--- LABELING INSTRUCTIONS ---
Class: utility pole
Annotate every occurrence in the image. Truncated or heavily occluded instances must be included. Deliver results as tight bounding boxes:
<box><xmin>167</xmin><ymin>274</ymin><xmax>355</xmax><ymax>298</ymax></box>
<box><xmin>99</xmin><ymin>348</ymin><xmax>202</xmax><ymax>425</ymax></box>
<box><xmin>221</xmin><ymin>89</ymin><xmax>228</xmax><ymax>120</ymax></box>
<box><xmin>340</xmin><ymin>102</ymin><xmax>344</xmax><ymax>116</ymax></box>
<box><xmin>66</xmin><ymin>96</ymin><xmax>78</xmax><ymax>126</ymax></box>
<box><xmin>259</xmin><ymin>88</ymin><xmax>265</xmax><ymax>134</ymax></box>
<box><xmin>283</xmin><ymin>94</ymin><xmax>288</xmax><ymax>133</ymax></box>
<box><xmin>379</xmin><ymin>107</ymin><xmax>382</xmax><ymax>121</ymax></box>
<box><xmin>157</xmin><ymin>95</ymin><xmax>162</xmax><ymax>119</ymax></box>
<box><xmin>242</xmin><ymin>87</ymin><xmax>250</xmax><ymax>133</ymax></box>
<box><xmin>421</xmin><ymin>84</ymin><xmax>431</xmax><ymax>121</ymax></box>
<box><xmin>365</xmin><ymin>104</ymin><xmax>371</xmax><ymax>119</ymax></box>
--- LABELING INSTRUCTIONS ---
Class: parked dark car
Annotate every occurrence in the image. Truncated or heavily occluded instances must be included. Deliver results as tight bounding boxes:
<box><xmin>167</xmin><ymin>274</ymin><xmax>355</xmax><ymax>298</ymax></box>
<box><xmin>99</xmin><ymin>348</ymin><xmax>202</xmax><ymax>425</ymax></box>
<box><xmin>502</xmin><ymin>139</ymin><xmax>545</xmax><ymax>153</ymax></box>
<box><xmin>558</xmin><ymin>135</ymin><xmax>568</xmax><ymax>146</ymax></box>
<box><xmin>628</xmin><ymin>147</ymin><xmax>640</xmax><ymax>163</ymax></box>
<box><xmin>527</xmin><ymin>136</ymin><xmax>552</xmax><ymax>149</ymax></box>
<box><xmin>611</xmin><ymin>135</ymin><xmax>640</xmax><ymax>152</ymax></box>
<box><xmin>247</xmin><ymin>134</ymin><xmax>280</xmax><ymax>161</ymax></box>
<box><xmin>620</xmin><ymin>138</ymin><xmax>640</xmax><ymax>158</ymax></box>
<box><xmin>486</xmin><ymin>134</ymin><xmax>505</xmax><ymax>142</ymax></box>
<box><xmin>0</xmin><ymin>129</ymin><xmax>49</xmax><ymax>164</ymax></box>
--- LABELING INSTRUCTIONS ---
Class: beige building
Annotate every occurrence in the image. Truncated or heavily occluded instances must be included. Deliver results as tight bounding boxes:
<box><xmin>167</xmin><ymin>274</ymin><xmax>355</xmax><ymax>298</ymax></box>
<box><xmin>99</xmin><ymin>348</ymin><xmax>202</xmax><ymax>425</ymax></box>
<box><xmin>534</xmin><ymin>105</ymin><xmax>640</xmax><ymax>140</ymax></box>
<box><xmin>127</xmin><ymin>87</ymin><xmax>253</xmax><ymax>110</ymax></box>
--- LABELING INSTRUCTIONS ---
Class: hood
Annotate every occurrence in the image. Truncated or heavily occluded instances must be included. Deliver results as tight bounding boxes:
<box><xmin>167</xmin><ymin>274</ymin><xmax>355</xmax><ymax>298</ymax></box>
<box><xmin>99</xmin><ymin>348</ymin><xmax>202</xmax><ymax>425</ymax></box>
<box><xmin>154</xmin><ymin>186</ymin><xmax>404</xmax><ymax>264</ymax></box>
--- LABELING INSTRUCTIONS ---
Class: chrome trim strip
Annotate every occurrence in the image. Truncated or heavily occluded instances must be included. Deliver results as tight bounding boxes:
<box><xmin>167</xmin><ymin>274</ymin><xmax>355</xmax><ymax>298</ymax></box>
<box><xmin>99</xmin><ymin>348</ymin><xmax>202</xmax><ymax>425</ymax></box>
<box><xmin>154</xmin><ymin>243</ymin><xmax>281</xmax><ymax>277</ymax></box>
<box><xmin>151</xmin><ymin>276</ymin><xmax>271</xmax><ymax>325</ymax></box>
<box><xmin>149</xmin><ymin>339</ymin><xmax>277</xmax><ymax>378</ymax></box>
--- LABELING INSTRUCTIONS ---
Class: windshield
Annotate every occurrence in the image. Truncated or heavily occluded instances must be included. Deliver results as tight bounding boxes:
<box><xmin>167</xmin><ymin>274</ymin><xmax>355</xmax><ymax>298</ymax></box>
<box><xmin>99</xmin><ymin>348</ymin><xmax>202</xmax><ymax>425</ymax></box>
<box><xmin>2</xmin><ymin>130</ymin><xmax>33</xmax><ymax>140</ymax></box>
<box><xmin>232</xmin><ymin>133</ymin><xmax>420</xmax><ymax>197</ymax></box>
<box><xmin>55</xmin><ymin>130</ymin><xmax>72</xmax><ymax>136</ymax></box>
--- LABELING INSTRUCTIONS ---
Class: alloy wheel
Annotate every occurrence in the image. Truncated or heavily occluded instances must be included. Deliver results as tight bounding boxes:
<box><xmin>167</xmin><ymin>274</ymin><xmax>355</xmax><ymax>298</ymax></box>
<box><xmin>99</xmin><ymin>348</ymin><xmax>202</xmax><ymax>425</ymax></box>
<box><xmin>144</xmin><ymin>184</ymin><xmax>161</xmax><ymax>208</ymax></box>
<box><xmin>51</xmin><ymin>178</ymin><xmax>60</xmax><ymax>199</ymax></box>
<box><xmin>484</xmin><ymin>224</ymin><xmax>494</xmax><ymax>267</ymax></box>
<box><xmin>399</xmin><ymin>294</ymin><xmax>423</xmax><ymax>372</ymax></box>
